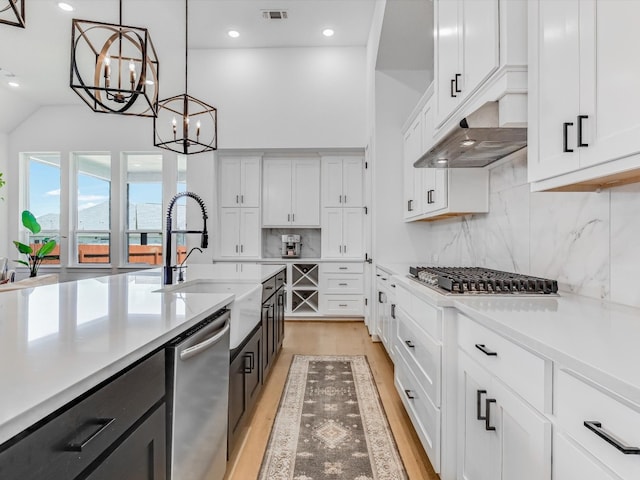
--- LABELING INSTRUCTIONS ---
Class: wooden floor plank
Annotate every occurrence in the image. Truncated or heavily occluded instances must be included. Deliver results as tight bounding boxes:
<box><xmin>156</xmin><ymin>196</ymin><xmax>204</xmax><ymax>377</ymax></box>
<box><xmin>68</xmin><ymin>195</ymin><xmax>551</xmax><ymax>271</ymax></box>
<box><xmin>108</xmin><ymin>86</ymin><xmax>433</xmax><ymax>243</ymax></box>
<box><xmin>224</xmin><ymin>320</ymin><xmax>439</xmax><ymax>480</ymax></box>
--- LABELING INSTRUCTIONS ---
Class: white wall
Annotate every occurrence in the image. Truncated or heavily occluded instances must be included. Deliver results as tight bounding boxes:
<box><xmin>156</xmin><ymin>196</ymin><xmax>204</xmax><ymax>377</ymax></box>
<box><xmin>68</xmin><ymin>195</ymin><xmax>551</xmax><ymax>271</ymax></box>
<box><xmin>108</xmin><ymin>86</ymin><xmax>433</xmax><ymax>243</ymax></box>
<box><xmin>0</xmin><ymin>133</ymin><xmax>8</xmax><ymax>256</ymax></box>
<box><xmin>373</xmin><ymin>70</ymin><xmax>433</xmax><ymax>263</ymax></box>
<box><xmin>189</xmin><ymin>47</ymin><xmax>367</xmax><ymax>149</ymax></box>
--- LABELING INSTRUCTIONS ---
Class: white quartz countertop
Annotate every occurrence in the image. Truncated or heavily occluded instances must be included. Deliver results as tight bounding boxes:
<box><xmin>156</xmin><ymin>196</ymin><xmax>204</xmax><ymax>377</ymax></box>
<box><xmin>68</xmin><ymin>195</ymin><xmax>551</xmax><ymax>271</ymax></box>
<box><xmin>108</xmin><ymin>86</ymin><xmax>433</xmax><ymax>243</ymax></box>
<box><xmin>377</xmin><ymin>261</ymin><xmax>640</xmax><ymax>406</ymax></box>
<box><xmin>0</xmin><ymin>263</ymin><xmax>285</xmax><ymax>445</ymax></box>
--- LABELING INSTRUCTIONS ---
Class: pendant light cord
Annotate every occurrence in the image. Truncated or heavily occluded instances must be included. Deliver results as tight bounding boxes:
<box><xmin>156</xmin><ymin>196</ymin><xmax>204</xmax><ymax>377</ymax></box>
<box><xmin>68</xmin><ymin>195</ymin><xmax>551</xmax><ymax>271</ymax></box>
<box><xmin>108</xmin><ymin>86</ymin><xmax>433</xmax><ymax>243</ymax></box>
<box><xmin>119</xmin><ymin>0</ymin><xmax>122</xmax><ymax>25</ymax></box>
<box><xmin>184</xmin><ymin>0</ymin><xmax>188</xmax><ymax>95</ymax></box>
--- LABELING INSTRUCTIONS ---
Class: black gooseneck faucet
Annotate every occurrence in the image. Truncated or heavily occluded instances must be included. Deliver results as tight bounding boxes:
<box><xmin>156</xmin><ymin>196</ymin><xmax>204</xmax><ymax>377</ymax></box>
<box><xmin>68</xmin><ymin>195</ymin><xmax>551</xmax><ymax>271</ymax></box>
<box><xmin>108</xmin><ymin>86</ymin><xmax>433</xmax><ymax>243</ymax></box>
<box><xmin>164</xmin><ymin>192</ymin><xmax>208</xmax><ymax>285</ymax></box>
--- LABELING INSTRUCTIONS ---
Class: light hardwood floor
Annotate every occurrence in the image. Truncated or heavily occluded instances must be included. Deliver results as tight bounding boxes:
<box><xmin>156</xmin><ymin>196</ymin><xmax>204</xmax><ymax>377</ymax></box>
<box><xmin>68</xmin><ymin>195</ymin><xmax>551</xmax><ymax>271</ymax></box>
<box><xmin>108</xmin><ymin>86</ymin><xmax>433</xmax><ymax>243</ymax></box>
<box><xmin>224</xmin><ymin>320</ymin><xmax>439</xmax><ymax>480</ymax></box>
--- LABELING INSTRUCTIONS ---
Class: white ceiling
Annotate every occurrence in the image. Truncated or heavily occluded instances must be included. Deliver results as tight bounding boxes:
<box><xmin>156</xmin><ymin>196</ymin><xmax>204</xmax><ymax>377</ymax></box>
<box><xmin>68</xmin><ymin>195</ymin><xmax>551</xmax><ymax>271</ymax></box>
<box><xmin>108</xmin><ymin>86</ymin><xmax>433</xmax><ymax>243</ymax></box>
<box><xmin>0</xmin><ymin>0</ymin><xmax>377</xmax><ymax>132</ymax></box>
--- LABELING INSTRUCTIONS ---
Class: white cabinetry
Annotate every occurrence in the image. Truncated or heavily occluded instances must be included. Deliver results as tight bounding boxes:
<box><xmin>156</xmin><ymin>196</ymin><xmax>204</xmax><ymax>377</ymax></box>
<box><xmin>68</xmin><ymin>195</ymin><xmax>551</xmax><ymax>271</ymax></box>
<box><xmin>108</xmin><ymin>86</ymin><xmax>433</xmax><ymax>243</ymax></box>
<box><xmin>404</xmin><ymin>114</ymin><xmax>426</xmax><ymax>219</ymax></box>
<box><xmin>321</xmin><ymin>156</ymin><xmax>363</xmax><ymax>208</ymax></box>
<box><xmin>321</xmin><ymin>208</ymin><xmax>364</xmax><ymax>259</ymax></box>
<box><xmin>529</xmin><ymin>0</ymin><xmax>640</xmax><ymax>191</ymax></box>
<box><xmin>435</xmin><ymin>0</ymin><xmax>499</xmax><ymax>126</ymax></box>
<box><xmin>219</xmin><ymin>156</ymin><xmax>260</xmax><ymax>208</ymax></box>
<box><xmin>374</xmin><ymin>269</ymin><xmax>396</xmax><ymax>357</ymax></box>
<box><xmin>319</xmin><ymin>263</ymin><xmax>364</xmax><ymax>316</ymax></box>
<box><xmin>219</xmin><ymin>208</ymin><xmax>260</xmax><ymax>258</ymax></box>
<box><xmin>262</xmin><ymin>158</ymin><xmax>320</xmax><ymax>227</ymax></box>
<box><xmin>457</xmin><ymin>313</ymin><xmax>551</xmax><ymax>480</ymax></box>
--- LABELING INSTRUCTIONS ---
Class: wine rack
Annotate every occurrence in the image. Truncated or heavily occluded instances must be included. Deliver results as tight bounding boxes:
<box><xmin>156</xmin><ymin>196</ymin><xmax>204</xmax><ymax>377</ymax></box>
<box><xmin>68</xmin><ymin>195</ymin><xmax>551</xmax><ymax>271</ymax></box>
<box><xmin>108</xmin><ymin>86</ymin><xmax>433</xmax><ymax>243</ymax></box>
<box><xmin>291</xmin><ymin>263</ymin><xmax>319</xmax><ymax>313</ymax></box>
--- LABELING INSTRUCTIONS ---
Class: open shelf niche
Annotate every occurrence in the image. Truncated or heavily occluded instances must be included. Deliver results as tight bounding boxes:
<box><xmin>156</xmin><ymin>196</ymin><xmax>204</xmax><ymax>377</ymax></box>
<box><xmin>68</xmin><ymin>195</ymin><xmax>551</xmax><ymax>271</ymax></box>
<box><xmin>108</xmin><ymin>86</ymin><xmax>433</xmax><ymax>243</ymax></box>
<box><xmin>291</xmin><ymin>263</ymin><xmax>319</xmax><ymax>313</ymax></box>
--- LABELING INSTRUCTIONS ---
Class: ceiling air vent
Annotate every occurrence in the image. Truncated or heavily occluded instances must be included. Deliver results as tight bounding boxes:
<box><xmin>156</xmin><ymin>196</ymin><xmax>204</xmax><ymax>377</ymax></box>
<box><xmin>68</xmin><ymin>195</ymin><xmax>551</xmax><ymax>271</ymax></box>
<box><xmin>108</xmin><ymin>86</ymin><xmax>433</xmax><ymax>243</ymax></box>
<box><xmin>262</xmin><ymin>10</ymin><xmax>288</xmax><ymax>20</ymax></box>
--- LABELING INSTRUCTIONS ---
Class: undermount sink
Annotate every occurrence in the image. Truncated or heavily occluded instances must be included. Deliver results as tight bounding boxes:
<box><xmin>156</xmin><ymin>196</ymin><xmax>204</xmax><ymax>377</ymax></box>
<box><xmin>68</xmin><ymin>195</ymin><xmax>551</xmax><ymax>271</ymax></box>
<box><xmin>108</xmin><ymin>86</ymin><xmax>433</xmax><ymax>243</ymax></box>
<box><xmin>155</xmin><ymin>280</ymin><xmax>262</xmax><ymax>350</ymax></box>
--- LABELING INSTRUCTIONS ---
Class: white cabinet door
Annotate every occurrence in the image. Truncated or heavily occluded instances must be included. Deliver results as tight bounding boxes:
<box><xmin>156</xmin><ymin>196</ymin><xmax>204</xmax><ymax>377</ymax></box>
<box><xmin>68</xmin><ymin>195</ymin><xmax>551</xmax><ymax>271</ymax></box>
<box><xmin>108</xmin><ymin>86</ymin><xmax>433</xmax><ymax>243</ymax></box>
<box><xmin>423</xmin><ymin>169</ymin><xmax>448</xmax><ymax>214</ymax></box>
<box><xmin>404</xmin><ymin>116</ymin><xmax>423</xmax><ymax>219</ymax></box>
<box><xmin>580</xmin><ymin>1</ymin><xmax>640</xmax><ymax>169</ymax></box>
<box><xmin>240</xmin><ymin>158</ymin><xmax>261</xmax><ymax>207</ymax></box>
<box><xmin>435</xmin><ymin>0</ymin><xmax>462</xmax><ymax>126</ymax></box>
<box><xmin>262</xmin><ymin>159</ymin><xmax>292</xmax><ymax>226</ymax></box>
<box><xmin>342</xmin><ymin>158</ymin><xmax>363</xmax><ymax>207</ymax></box>
<box><xmin>239</xmin><ymin>208</ymin><xmax>260</xmax><ymax>257</ymax></box>
<box><xmin>322</xmin><ymin>157</ymin><xmax>343</xmax><ymax>208</ymax></box>
<box><xmin>291</xmin><ymin>159</ymin><xmax>320</xmax><ymax>226</ymax></box>
<box><xmin>461</xmin><ymin>0</ymin><xmax>499</xmax><ymax>100</ymax></box>
<box><xmin>458</xmin><ymin>352</ymin><xmax>500</xmax><ymax>480</ymax></box>
<box><xmin>219</xmin><ymin>208</ymin><xmax>240</xmax><ymax>257</ymax></box>
<box><xmin>528</xmin><ymin>0</ymin><xmax>581</xmax><ymax>182</ymax></box>
<box><xmin>219</xmin><ymin>158</ymin><xmax>242</xmax><ymax>208</ymax></box>
<box><xmin>342</xmin><ymin>208</ymin><xmax>364</xmax><ymax>258</ymax></box>
<box><xmin>554</xmin><ymin>432</ymin><xmax>617</xmax><ymax>480</ymax></box>
<box><xmin>321</xmin><ymin>208</ymin><xmax>343</xmax><ymax>258</ymax></box>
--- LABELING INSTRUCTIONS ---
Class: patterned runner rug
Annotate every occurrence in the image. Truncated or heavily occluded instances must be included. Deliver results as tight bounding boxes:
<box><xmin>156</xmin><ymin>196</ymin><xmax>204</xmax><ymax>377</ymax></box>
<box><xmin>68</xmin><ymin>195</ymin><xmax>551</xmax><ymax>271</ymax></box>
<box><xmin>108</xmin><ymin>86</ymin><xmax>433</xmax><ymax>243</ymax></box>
<box><xmin>259</xmin><ymin>355</ymin><xmax>408</xmax><ymax>480</ymax></box>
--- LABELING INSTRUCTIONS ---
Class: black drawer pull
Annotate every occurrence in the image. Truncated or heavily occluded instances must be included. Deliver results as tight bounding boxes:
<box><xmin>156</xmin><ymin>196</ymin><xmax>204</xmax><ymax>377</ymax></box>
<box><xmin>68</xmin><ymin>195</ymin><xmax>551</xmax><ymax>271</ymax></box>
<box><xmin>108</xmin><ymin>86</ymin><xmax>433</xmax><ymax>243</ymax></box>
<box><xmin>450</xmin><ymin>78</ymin><xmax>457</xmax><ymax>98</ymax></box>
<box><xmin>477</xmin><ymin>389</ymin><xmax>487</xmax><ymax>420</ymax></box>
<box><xmin>563</xmin><ymin>122</ymin><xmax>574</xmax><ymax>152</ymax></box>
<box><xmin>404</xmin><ymin>389</ymin><xmax>415</xmax><ymax>400</ymax></box>
<box><xmin>339</xmin><ymin>267</ymin><xmax>348</xmax><ymax>270</ymax></box>
<box><xmin>338</xmin><ymin>283</ymin><xmax>348</xmax><ymax>286</ymax></box>
<box><xmin>577</xmin><ymin>115</ymin><xmax>589</xmax><ymax>147</ymax></box>
<box><xmin>65</xmin><ymin>418</ymin><xmax>116</xmax><ymax>452</ymax></box>
<box><xmin>584</xmin><ymin>421</ymin><xmax>640</xmax><ymax>455</ymax></box>
<box><xmin>405</xmin><ymin>340</ymin><xmax>415</xmax><ymax>349</ymax></box>
<box><xmin>265</xmin><ymin>286</ymin><xmax>274</xmax><ymax>290</ymax></box>
<box><xmin>485</xmin><ymin>398</ymin><xmax>496</xmax><ymax>431</ymax></box>
<box><xmin>243</xmin><ymin>353</ymin><xmax>253</xmax><ymax>373</ymax></box>
<box><xmin>454</xmin><ymin>73</ymin><xmax>462</xmax><ymax>93</ymax></box>
<box><xmin>338</xmin><ymin>304</ymin><xmax>348</xmax><ymax>307</ymax></box>
<box><xmin>475</xmin><ymin>343</ymin><xmax>498</xmax><ymax>356</ymax></box>
<box><xmin>391</xmin><ymin>304</ymin><xmax>396</xmax><ymax>319</ymax></box>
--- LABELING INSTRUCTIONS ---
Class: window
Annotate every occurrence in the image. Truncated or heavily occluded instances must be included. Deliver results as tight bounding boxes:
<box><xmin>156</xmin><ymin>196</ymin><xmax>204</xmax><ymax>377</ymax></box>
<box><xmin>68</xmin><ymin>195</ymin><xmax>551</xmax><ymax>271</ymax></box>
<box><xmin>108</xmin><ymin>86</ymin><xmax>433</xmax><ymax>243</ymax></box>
<box><xmin>74</xmin><ymin>153</ymin><xmax>111</xmax><ymax>264</ymax></box>
<box><xmin>126</xmin><ymin>153</ymin><xmax>164</xmax><ymax>265</ymax></box>
<box><xmin>22</xmin><ymin>153</ymin><xmax>61</xmax><ymax>265</ymax></box>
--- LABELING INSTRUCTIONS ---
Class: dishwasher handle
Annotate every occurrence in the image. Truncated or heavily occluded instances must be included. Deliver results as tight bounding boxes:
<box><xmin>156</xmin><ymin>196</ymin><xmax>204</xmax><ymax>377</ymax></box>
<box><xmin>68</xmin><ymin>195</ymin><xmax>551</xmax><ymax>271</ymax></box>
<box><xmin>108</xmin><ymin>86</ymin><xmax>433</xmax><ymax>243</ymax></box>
<box><xmin>179</xmin><ymin>321</ymin><xmax>230</xmax><ymax>361</ymax></box>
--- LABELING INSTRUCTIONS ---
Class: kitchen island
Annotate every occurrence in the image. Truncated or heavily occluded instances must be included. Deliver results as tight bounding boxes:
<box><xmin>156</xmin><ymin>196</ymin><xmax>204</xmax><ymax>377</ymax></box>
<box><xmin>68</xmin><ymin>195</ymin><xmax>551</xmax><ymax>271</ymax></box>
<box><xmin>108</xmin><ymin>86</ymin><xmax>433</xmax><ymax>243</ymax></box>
<box><xmin>0</xmin><ymin>263</ymin><xmax>284</xmax><ymax>448</ymax></box>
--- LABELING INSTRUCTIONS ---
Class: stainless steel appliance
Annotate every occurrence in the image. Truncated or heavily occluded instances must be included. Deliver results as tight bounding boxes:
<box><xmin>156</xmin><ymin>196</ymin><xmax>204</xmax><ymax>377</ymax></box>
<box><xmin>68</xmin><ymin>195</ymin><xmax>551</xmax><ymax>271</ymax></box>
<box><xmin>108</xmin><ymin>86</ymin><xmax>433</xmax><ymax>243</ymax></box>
<box><xmin>167</xmin><ymin>309</ymin><xmax>230</xmax><ymax>480</ymax></box>
<box><xmin>409</xmin><ymin>266</ymin><xmax>558</xmax><ymax>295</ymax></box>
<box><xmin>281</xmin><ymin>234</ymin><xmax>301</xmax><ymax>258</ymax></box>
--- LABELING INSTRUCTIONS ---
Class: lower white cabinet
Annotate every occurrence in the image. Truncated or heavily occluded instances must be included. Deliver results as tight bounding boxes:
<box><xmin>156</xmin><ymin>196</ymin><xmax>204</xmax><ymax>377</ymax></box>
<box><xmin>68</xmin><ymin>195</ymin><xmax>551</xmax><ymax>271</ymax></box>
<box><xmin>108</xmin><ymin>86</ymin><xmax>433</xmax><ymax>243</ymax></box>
<box><xmin>457</xmin><ymin>351</ymin><xmax>551</xmax><ymax>480</ymax></box>
<box><xmin>319</xmin><ymin>262</ymin><xmax>364</xmax><ymax>316</ymax></box>
<box><xmin>554</xmin><ymin>431</ymin><xmax>617</xmax><ymax>480</ymax></box>
<box><xmin>219</xmin><ymin>208</ymin><xmax>260</xmax><ymax>258</ymax></box>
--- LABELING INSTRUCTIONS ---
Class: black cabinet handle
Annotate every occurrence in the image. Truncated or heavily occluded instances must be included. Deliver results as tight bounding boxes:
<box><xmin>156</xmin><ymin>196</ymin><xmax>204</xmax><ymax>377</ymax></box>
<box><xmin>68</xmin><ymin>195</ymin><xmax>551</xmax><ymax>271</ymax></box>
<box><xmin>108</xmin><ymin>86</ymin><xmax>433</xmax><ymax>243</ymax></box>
<box><xmin>475</xmin><ymin>343</ymin><xmax>498</xmax><ymax>356</ymax></box>
<box><xmin>265</xmin><ymin>286</ymin><xmax>274</xmax><ymax>290</ymax></box>
<box><xmin>577</xmin><ymin>115</ymin><xmax>589</xmax><ymax>147</ymax></box>
<box><xmin>407</xmin><ymin>199</ymin><xmax>413</xmax><ymax>212</ymax></box>
<box><xmin>563</xmin><ymin>122</ymin><xmax>574</xmax><ymax>152</ymax></box>
<box><xmin>405</xmin><ymin>340</ymin><xmax>415</xmax><ymax>349</ymax></box>
<box><xmin>485</xmin><ymin>398</ymin><xmax>497</xmax><ymax>431</ymax></box>
<box><xmin>391</xmin><ymin>304</ymin><xmax>396</xmax><ymax>319</ymax></box>
<box><xmin>378</xmin><ymin>291</ymin><xmax>384</xmax><ymax>303</ymax></box>
<box><xmin>404</xmin><ymin>389</ymin><xmax>415</xmax><ymax>400</ymax></box>
<box><xmin>584</xmin><ymin>421</ymin><xmax>640</xmax><ymax>455</ymax></box>
<box><xmin>455</xmin><ymin>73</ymin><xmax>462</xmax><ymax>93</ymax></box>
<box><xmin>477</xmin><ymin>389</ymin><xmax>487</xmax><ymax>420</ymax></box>
<box><xmin>243</xmin><ymin>353</ymin><xmax>253</xmax><ymax>373</ymax></box>
<box><xmin>65</xmin><ymin>418</ymin><xmax>116</xmax><ymax>452</ymax></box>
<box><xmin>450</xmin><ymin>78</ymin><xmax>457</xmax><ymax>98</ymax></box>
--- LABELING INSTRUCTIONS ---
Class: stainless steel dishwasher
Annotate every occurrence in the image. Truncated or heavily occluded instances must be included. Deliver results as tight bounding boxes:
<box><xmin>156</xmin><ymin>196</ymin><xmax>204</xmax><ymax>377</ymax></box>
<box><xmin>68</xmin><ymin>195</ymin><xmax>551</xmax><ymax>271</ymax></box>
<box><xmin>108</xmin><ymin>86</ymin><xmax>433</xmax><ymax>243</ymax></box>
<box><xmin>167</xmin><ymin>308</ymin><xmax>230</xmax><ymax>480</ymax></box>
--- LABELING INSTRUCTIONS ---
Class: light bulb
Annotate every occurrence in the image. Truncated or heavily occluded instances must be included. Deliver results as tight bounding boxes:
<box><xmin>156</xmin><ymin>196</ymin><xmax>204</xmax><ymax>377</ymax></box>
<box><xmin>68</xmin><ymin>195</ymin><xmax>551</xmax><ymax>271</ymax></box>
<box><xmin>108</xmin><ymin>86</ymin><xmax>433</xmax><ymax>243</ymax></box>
<box><xmin>228</xmin><ymin>30</ymin><xmax>240</xmax><ymax>38</ymax></box>
<box><xmin>104</xmin><ymin>55</ymin><xmax>111</xmax><ymax>67</ymax></box>
<box><xmin>129</xmin><ymin>61</ymin><xmax>135</xmax><ymax>72</ymax></box>
<box><xmin>322</xmin><ymin>28</ymin><xmax>335</xmax><ymax>37</ymax></box>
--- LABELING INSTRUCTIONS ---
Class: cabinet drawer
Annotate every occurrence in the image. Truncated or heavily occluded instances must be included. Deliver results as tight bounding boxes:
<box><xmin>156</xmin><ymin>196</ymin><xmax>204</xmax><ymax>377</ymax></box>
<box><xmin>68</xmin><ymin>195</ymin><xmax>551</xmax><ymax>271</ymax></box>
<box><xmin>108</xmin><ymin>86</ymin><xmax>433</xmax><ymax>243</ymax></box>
<box><xmin>321</xmin><ymin>262</ymin><xmax>364</xmax><ymax>274</ymax></box>
<box><xmin>262</xmin><ymin>276</ymin><xmax>276</xmax><ymax>302</ymax></box>
<box><xmin>395</xmin><ymin>306</ymin><xmax>441</xmax><ymax>406</ymax></box>
<box><xmin>457</xmin><ymin>313</ymin><xmax>547</xmax><ymax>412</ymax></box>
<box><xmin>555</xmin><ymin>370</ymin><xmax>640</xmax><ymax>480</ymax></box>
<box><xmin>554</xmin><ymin>431</ymin><xmax>617</xmax><ymax>480</ymax></box>
<box><xmin>321</xmin><ymin>275</ymin><xmax>364</xmax><ymax>294</ymax></box>
<box><xmin>319</xmin><ymin>295</ymin><xmax>363</xmax><ymax>316</ymax></box>
<box><xmin>0</xmin><ymin>350</ymin><xmax>165</xmax><ymax>480</ymax></box>
<box><xmin>274</xmin><ymin>269</ymin><xmax>286</xmax><ymax>290</ymax></box>
<box><xmin>396</xmin><ymin>284</ymin><xmax>441</xmax><ymax>341</ymax></box>
<box><xmin>395</xmin><ymin>353</ymin><xmax>440</xmax><ymax>472</ymax></box>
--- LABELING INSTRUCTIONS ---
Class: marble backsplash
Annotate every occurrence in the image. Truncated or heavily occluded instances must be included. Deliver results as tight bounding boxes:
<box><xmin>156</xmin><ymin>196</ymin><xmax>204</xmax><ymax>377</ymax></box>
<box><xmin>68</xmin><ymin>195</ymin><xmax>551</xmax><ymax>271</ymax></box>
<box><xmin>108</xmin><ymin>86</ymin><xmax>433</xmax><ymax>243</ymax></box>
<box><xmin>262</xmin><ymin>228</ymin><xmax>321</xmax><ymax>259</ymax></box>
<box><xmin>420</xmin><ymin>150</ymin><xmax>640</xmax><ymax>307</ymax></box>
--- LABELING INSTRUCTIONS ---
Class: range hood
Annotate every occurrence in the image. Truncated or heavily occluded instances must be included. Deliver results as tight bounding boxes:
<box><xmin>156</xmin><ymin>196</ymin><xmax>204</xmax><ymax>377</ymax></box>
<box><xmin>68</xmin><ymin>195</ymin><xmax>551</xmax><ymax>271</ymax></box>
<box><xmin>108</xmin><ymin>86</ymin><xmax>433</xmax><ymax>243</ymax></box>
<box><xmin>414</xmin><ymin>102</ymin><xmax>527</xmax><ymax>168</ymax></box>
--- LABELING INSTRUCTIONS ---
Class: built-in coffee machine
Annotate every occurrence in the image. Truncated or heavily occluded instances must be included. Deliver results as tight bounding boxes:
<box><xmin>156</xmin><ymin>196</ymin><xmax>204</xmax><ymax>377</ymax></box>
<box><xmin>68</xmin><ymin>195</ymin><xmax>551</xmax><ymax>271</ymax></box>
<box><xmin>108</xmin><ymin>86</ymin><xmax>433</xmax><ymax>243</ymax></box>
<box><xmin>281</xmin><ymin>234</ymin><xmax>302</xmax><ymax>258</ymax></box>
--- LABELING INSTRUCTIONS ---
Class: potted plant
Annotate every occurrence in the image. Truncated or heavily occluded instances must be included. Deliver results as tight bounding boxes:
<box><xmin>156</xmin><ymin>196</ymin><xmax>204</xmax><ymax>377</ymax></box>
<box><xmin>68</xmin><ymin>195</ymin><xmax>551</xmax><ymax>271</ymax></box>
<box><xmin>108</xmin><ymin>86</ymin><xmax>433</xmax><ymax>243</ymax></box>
<box><xmin>13</xmin><ymin>210</ymin><xmax>57</xmax><ymax>277</ymax></box>
<box><xmin>0</xmin><ymin>172</ymin><xmax>5</xmax><ymax>200</ymax></box>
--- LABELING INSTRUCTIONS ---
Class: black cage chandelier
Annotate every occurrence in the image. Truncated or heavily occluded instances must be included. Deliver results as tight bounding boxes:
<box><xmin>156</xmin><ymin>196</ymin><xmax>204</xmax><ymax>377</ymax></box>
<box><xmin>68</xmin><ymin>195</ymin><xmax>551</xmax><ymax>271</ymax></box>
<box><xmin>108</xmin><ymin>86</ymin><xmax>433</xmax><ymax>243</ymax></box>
<box><xmin>70</xmin><ymin>0</ymin><xmax>159</xmax><ymax>117</ymax></box>
<box><xmin>154</xmin><ymin>0</ymin><xmax>217</xmax><ymax>155</ymax></box>
<box><xmin>0</xmin><ymin>0</ymin><xmax>25</xmax><ymax>28</ymax></box>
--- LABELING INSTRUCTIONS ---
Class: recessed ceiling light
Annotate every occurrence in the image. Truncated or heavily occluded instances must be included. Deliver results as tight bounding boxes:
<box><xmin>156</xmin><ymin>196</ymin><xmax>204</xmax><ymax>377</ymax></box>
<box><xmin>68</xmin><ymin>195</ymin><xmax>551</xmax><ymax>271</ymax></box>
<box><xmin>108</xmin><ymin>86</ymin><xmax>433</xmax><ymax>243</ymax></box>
<box><xmin>322</xmin><ymin>28</ymin><xmax>335</xmax><ymax>37</ymax></box>
<box><xmin>57</xmin><ymin>2</ymin><xmax>74</xmax><ymax>11</ymax></box>
<box><xmin>228</xmin><ymin>30</ymin><xmax>240</xmax><ymax>38</ymax></box>
<box><xmin>8</xmin><ymin>81</ymin><xmax>20</xmax><ymax>88</ymax></box>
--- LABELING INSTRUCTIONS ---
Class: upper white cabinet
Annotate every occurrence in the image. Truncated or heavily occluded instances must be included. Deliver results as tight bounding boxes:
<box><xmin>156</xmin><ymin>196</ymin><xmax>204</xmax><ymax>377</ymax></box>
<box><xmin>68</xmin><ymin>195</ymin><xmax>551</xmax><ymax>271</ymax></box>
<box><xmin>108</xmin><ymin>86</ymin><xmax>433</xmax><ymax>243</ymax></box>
<box><xmin>219</xmin><ymin>156</ymin><xmax>261</xmax><ymax>208</ymax></box>
<box><xmin>404</xmin><ymin>114</ymin><xmax>426</xmax><ymax>220</ymax></box>
<box><xmin>321</xmin><ymin>156</ymin><xmax>364</xmax><ymax>208</ymax></box>
<box><xmin>321</xmin><ymin>207</ymin><xmax>364</xmax><ymax>259</ymax></box>
<box><xmin>263</xmin><ymin>158</ymin><xmax>320</xmax><ymax>227</ymax></box>
<box><xmin>528</xmin><ymin>0</ymin><xmax>640</xmax><ymax>191</ymax></box>
<box><xmin>435</xmin><ymin>0</ymin><xmax>500</xmax><ymax>126</ymax></box>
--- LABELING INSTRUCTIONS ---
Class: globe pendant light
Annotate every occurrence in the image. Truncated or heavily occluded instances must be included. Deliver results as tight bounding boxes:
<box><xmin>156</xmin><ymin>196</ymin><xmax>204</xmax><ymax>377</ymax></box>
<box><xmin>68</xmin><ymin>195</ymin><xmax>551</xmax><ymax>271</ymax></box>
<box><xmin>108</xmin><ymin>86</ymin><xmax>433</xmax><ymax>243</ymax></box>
<box><xmin>0</xmin><ymin>0</ymin><xmax>25</xmax><ymax>28</ymax></box>
<box><xmin>154</xmin><ymin>0</ymin><xmax>217</xmax><ymax>154</ymax></box>
<box><xmin>70</xmin><ymin>0</ymin><xmax>159</xmax><ymax>117</ymax></box>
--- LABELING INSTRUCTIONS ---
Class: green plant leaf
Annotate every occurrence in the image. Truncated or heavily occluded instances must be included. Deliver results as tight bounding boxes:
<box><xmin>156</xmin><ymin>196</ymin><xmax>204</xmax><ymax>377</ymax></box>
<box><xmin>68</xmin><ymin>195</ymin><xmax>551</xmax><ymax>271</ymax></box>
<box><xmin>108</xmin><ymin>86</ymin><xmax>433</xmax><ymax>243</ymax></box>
<box><xmin>13</xmin><ymin>240</ymin><xmax>33</xmax><ymax>255</ymax></box>
<box><xmin>14</xmin><ymin>260</ymin><xmax>29</xmax><ymax>267</ymax></box>
<box><xmin>22</xmin><ymin>210</ymin><xmax>41</xmax><ymax>234</ymax></box>
<box><xmin>36</xmin><ymin>239</ymin><xmax>57</xmax><ymax>258</ymax></box>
